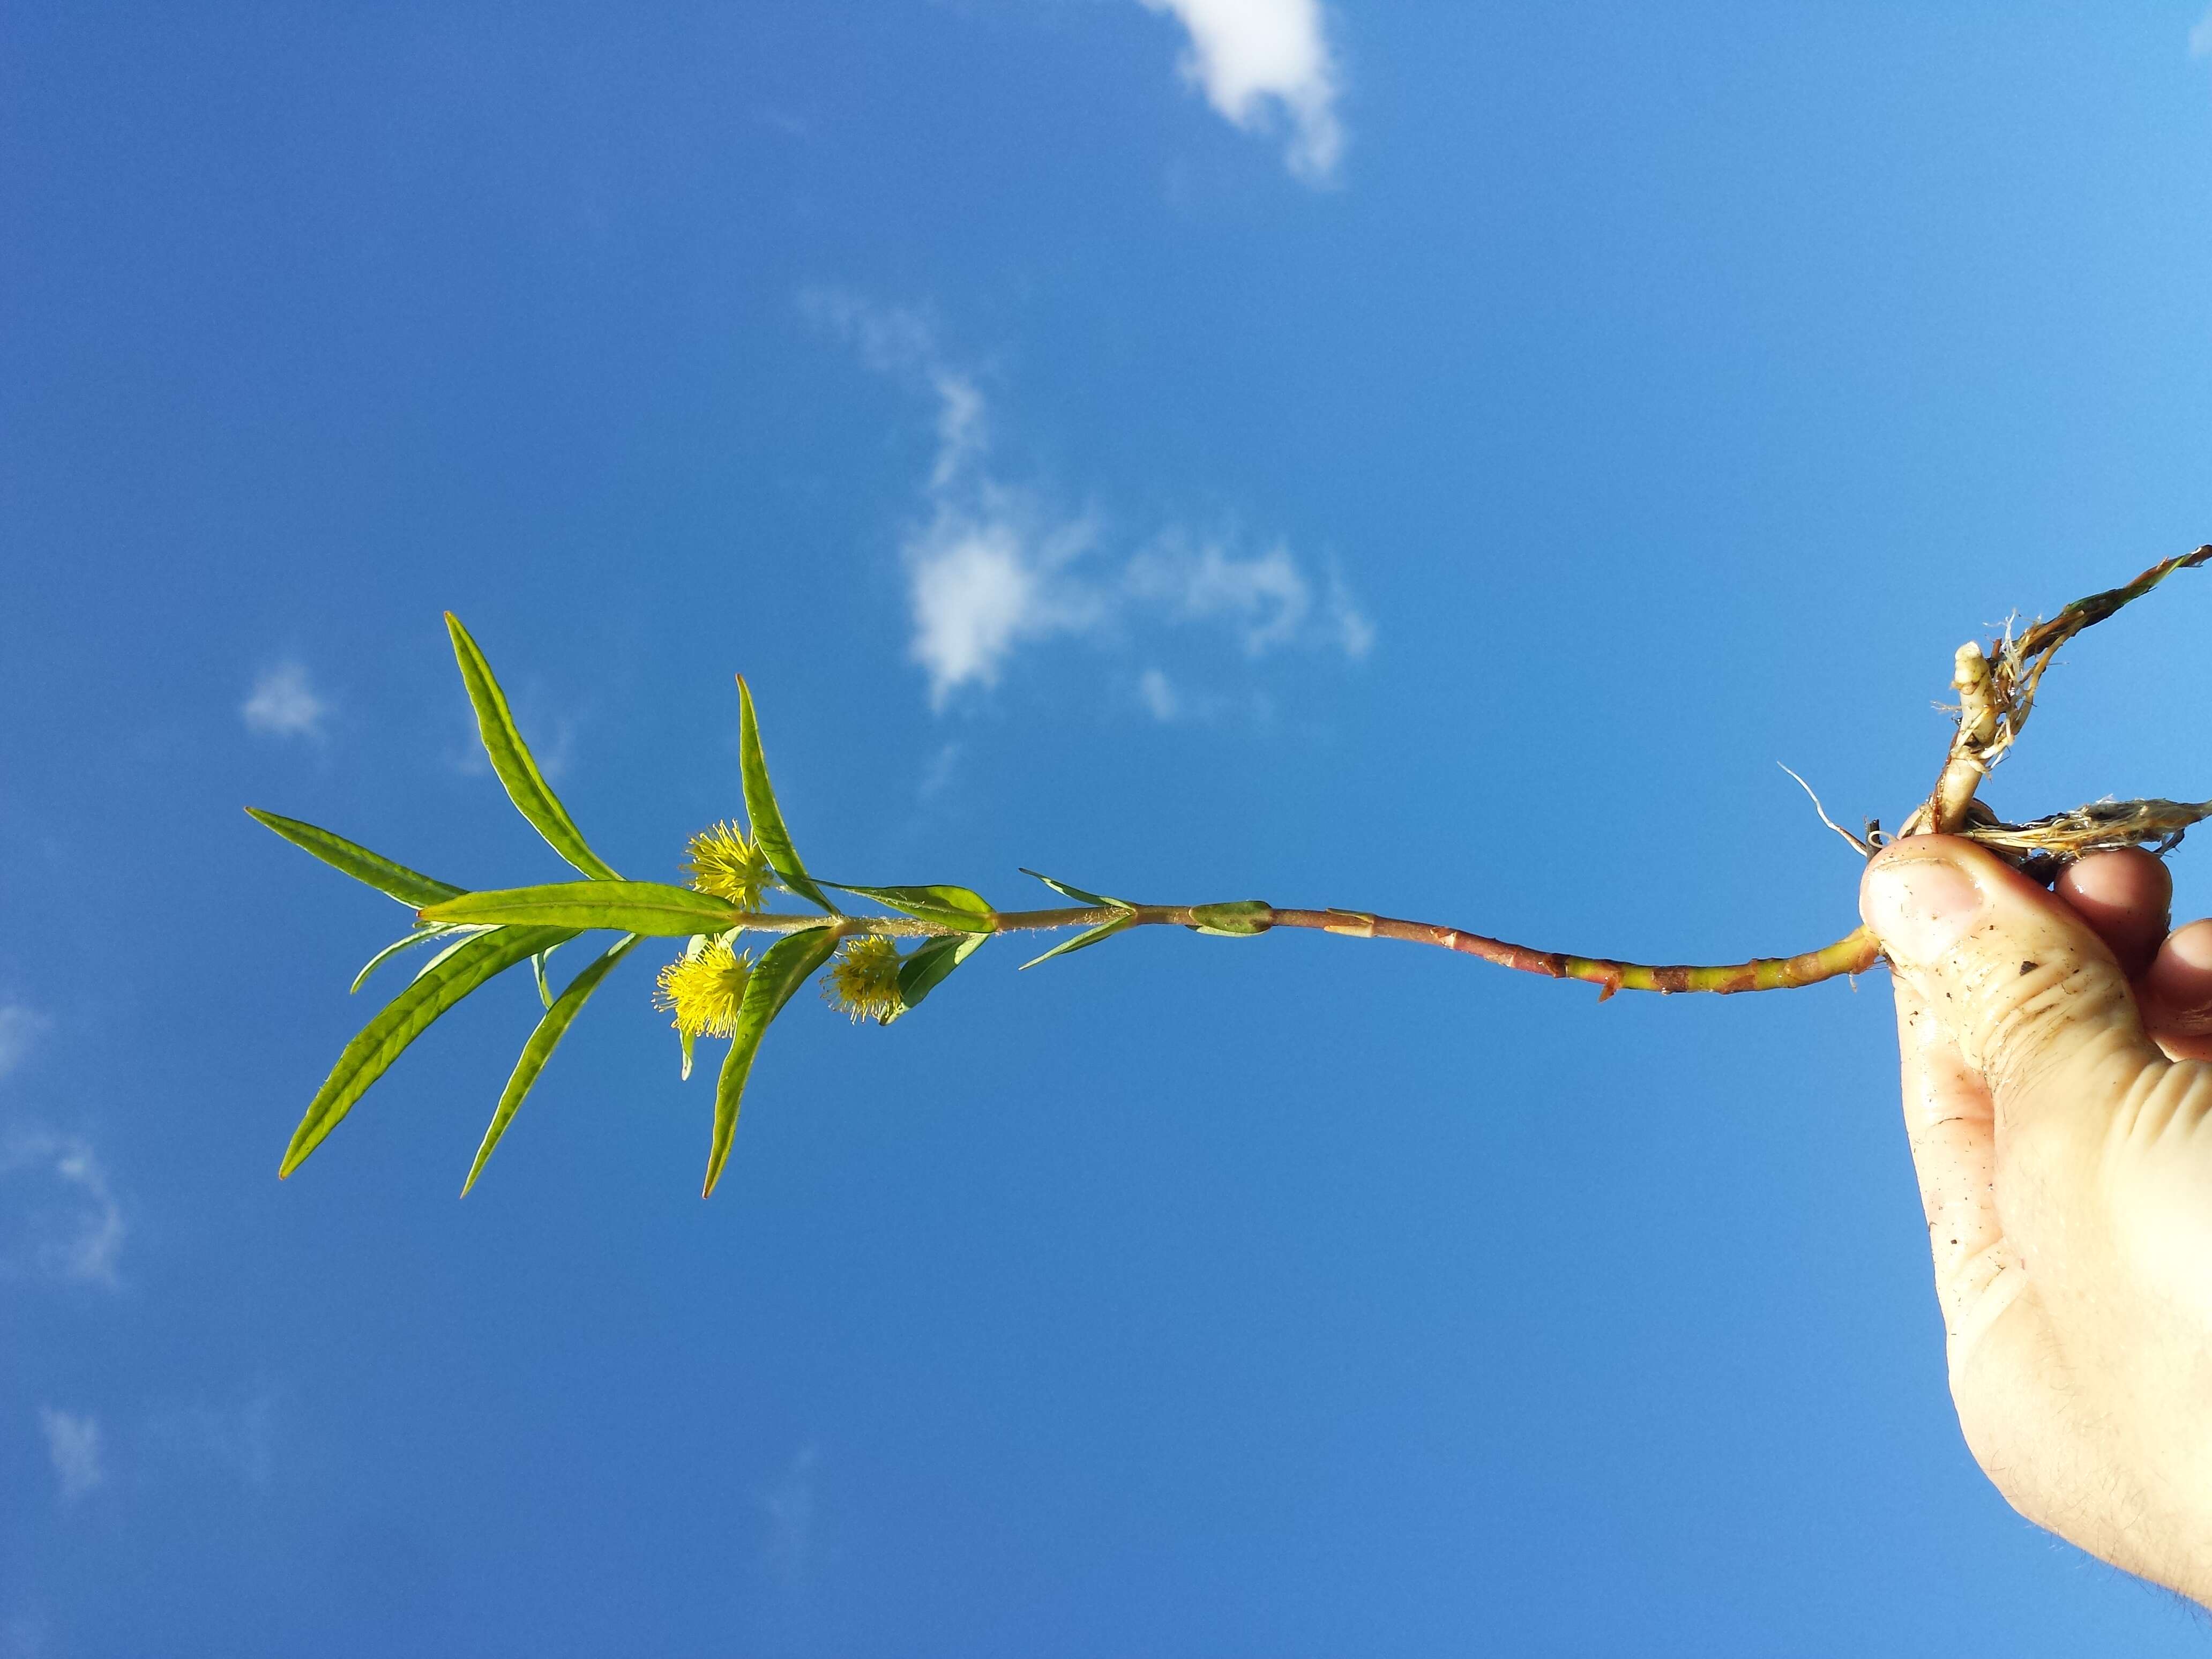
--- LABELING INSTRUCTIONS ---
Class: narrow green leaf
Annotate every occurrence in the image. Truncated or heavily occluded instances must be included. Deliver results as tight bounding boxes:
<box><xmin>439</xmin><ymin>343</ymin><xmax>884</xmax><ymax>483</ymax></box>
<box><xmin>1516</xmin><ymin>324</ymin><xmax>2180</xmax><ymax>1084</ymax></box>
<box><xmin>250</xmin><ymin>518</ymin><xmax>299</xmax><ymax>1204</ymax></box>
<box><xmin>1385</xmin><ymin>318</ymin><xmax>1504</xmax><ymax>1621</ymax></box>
<box><xmin>461</xmin><ymin>934</ymin><xmax>640</xmax><ymax>1196</ymax></box>
<box><xmin>445</xmin><ymin>613</ymin><xmax>622</xmax><ymax>882</ymax></box>
<box><xmin>895</xmin><ymin>932</ymin><xmax>988</xmax><ymax>1011</ymax></box>
<box><xmin>414</xmin><ymin>927</ymin><xmax>494</xmax><ymax>981</ymax></box>
<box><xmin>702</xmin><ymin>923</ymin><xmax>840</xmax><ymax>1198</ymax></box>
<box><xmin>421</xmin><ymin>881</ymin><xmax>740</xmax><ymax>936</ymax></box>
<box><xmin>350</xmin><ymin>925</ymin><xmax>462</xmax><ymax>995</ymax></box>
<box><xmin>1189</xmin><ymin>900</ymin><xmax>1274</xmax><ymax>937</ymax></box>
<box><xmin>735</xmin><ymin>675</ymin><xmax>836</xmax><ymax>913</ymax></box>
<box><xmin>1019</xmin><ymin>910</ymin><xmax>1137</xmax><ymax>970</ymax></box>
<box><xmin>246</xmin><ymin>809</ymin><xmax>464</xmax><ymax>908</ymax></box>
<box><xmin>530</xmin><ymin>945</ymin><xmax>557</xmax><ymax>1009</ymax></box>
<box><xmin>280</xmin><ymin>924</ymin><xmax>576</xmax><ymax>1178</ymax></box>
<box><xmin>821</xmin><ymin>881</ymin><xmax>996</xmax><ymax>933</ymax></box>
<box><xmin>1018</xmin><ymin>868</ymin><xmax>1135</xmax><ymax>911</ymax></box>
<box><xmin>679</xmin><ymin>1026</ymin><xmax>697</xmax><ymax>1082</ymax></box>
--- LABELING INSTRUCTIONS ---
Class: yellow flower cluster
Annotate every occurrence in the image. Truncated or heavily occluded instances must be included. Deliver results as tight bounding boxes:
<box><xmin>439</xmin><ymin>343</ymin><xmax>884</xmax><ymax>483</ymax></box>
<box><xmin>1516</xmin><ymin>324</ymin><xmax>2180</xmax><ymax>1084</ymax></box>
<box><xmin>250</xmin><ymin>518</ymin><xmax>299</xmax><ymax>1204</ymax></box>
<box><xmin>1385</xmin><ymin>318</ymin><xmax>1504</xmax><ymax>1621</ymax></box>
<box><xmin>823</xmin><ymin>937</ymin><xmax>904</xmax><ymax>1026</ymax></box>
<box><xmin>684</xmin><ymin>821</ymin><xmax>775</xmax><ymax>912</ymax></box>
<box><xmin>654</xmin><ymin>938</ymin><xmax>754</xmax><ymax>1038</ymax></box>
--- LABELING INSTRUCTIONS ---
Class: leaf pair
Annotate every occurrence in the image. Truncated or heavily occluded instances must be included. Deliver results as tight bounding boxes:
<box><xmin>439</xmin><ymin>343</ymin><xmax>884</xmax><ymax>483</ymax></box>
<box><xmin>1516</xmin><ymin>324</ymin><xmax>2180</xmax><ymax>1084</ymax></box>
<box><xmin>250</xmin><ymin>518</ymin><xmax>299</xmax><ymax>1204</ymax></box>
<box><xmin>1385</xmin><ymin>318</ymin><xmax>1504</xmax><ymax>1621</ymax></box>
<box><xmin>256</xmin><ymin>617</ymin><xmax>635</xmax><ymax>1190</ymax></box>
<box><xmin>279</xmin><ymin>923</ymin><xmax>579</xmax><ymax>1178</ymax></box>
<box><xmin>1016</xmin><ymin>869</ymin><xmax>1138</xmax><ymax>969</ymax></box>
<box><xmin>698</xmin><ymin>683</ymin><xmax>999</xmax><ymax>1189</ymax></box>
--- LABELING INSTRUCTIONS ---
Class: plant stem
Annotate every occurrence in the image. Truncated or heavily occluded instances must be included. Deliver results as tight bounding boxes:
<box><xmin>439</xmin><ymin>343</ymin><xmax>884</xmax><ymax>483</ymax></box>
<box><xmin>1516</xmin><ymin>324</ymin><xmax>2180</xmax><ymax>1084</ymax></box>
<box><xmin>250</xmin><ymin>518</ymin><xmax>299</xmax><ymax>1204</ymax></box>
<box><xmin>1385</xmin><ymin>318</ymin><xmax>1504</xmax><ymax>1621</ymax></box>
<box><xmin>1266</xmin><ymin>911</ymin><xmax>1880</xmax><ymax>997</ymax></box>
<box><xmin>719</xmin><ymin>544</ymin><xmax>2204</xmax><ymax>1006</ymax></box>
<box><xmin>728</xmin><ymin>904</ymin><xmax>1880</xmax><ymax>997</ymax></box>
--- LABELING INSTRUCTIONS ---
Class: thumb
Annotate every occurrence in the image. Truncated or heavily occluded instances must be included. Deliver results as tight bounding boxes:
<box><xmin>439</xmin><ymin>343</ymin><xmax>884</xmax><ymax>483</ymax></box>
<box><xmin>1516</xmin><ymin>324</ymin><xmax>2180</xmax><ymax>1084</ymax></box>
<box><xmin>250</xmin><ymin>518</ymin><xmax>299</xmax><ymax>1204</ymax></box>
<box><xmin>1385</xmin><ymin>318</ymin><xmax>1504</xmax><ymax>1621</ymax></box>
<box><xmin>1859</xmin><ymin>835</ymin><xmax>2164</xmax><ymax>1126</ymax></box>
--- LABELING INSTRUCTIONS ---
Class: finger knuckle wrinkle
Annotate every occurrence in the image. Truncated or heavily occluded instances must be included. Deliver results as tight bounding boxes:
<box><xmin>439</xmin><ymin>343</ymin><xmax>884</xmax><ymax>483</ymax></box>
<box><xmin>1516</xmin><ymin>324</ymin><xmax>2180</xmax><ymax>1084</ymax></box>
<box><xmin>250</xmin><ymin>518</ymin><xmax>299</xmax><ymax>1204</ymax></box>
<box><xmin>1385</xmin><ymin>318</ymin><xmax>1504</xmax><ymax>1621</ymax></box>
<box><xmin>1980</xmin><ymin>961</ymin><xmax>2131</xmax><ymax>1101</ymax></box>
<box><xmin>2120</xmin><ymin>1063</ymin><xmax>2212</xmax><ymax>1145</ymax></box>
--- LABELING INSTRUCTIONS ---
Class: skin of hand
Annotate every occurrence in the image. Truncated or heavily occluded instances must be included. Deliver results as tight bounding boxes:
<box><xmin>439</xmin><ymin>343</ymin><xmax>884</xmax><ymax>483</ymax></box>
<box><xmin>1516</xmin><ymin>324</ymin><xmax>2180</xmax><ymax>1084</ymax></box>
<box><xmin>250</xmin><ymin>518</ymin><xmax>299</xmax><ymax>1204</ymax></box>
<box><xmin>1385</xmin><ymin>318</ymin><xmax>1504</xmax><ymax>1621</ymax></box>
<box><xmin>1860</xmin><ymin>836</ymin><xmax>2212</xmax><ymax>1600</ymax></box>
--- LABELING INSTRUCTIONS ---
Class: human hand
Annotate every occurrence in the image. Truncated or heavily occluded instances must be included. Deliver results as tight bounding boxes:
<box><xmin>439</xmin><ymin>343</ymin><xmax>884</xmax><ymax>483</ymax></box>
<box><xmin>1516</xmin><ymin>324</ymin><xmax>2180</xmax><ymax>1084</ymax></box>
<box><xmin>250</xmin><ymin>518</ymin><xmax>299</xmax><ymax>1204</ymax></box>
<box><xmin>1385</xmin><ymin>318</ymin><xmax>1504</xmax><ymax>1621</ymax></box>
<box><xmin>1860</xmin><ymin>836</ymin><xmax>2212</xmax><ymax>1599</ymax></box>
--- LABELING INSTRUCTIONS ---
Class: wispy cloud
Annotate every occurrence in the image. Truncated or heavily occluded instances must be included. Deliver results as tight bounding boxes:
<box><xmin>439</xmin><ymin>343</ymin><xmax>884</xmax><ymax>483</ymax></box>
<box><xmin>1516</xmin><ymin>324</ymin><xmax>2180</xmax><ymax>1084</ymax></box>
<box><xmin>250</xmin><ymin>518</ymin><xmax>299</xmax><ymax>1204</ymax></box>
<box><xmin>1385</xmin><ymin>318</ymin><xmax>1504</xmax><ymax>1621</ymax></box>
<box><xmin>806</xmin><ymin>294</ymin><xmax>1371</xmax><ymax>712</ymax></box>
<box><xmin>1</xmin><ymin>1129</ymin><xmax>126</xmax><ymax>1289</ymax></box>
<box><xmin>241</xmin><ymin>662</ymin><xmax>330</xmax><ymax>739</ymax></box>
<box><xmin>446</xmin><ymin>691</ymin><xmax>575</xmax><ymax>782</ymax></box>
<box><xmin>2</xmin><ymin>1608</ymin><xmax>52</xmax><ymax>1659</ymax></box>
<box><xmin>1137</xmin><ymin>667</ymin><xmax>1181</xmax><ymax>722</ymax></box>
<box><xmin>0</xmin><ymin>1007</ymin><xmax>50</xmax><ymax>1083</ymax></box>
<box><xmin>148</xmin><ymin>1389</ymin><xmax>279</xmax><ymax>1491</ymax></box>
<box><xmin>1126</xmin><ymin>533</ymin><xmax>1370</xmax><ymax>658</ymax></box>
<box><xmin>2193</xmin><ymin>6</ymin><xmax>2212</xmax><ymax>59</ymax></box>
<box><xmin>1138</xmin><ymin>0</ymin><xmax>1344</xmax><ymax>184</ymax></box>
<box><xmin>757</xmin><ymin>1444</ymin><xmax>819</xmax><ymax>1585</ymax></box>
<box><xmin>38</xmin><ymin>1408</ymin><xmax>103</xmax><ymax>1505</ymax></box>
<box><xmin>917</xmin><ymin>742</ymin><xmax>963</xmax><ymax>802</ymax></box>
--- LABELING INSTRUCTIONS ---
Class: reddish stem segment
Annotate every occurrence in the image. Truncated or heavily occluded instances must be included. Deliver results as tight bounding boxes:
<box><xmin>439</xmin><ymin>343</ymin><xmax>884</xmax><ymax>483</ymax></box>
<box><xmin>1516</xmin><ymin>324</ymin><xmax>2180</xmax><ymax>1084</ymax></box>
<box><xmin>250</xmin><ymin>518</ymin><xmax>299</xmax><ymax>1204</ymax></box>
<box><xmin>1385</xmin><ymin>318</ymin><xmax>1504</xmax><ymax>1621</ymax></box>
<box><xmin>1266</xmin><ymin>910</ymin><xmax>1882</xmax><ymax>999</ymax></box>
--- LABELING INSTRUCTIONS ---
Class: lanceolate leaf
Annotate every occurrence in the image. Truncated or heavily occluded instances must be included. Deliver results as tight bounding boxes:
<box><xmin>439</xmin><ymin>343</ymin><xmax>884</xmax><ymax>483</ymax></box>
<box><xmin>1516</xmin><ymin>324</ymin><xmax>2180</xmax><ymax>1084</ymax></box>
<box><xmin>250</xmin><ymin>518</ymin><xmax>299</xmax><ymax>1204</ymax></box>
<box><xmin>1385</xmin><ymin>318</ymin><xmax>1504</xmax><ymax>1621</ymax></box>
<box><xmin>445</xmin><ymin>613</ymin><xmax>622</xmax><ymax>882</ymax></box>
<box><xmin>351</xmin><ymin>925</ymin><xmax>464</xmax><ymax>995</ymax></box>
<box><xmin>415</xmin><ymin>927</ymin><xmax>494</xmax><ymax>980</ymax></box>
<box><xmin>461</xmin><ymin>933</ymin><xmax>640</xmax><ymax>1196</ymax></box>
<box><xmin>280</xmin><ymin>924</ymin><xmax>577</xmax><ymax>1178</ymax></box>
<box><xmin>702</xmin><ymin>923</ymin><xmax>840</xmax><ymax>1198</ymax></box>
<box><xmin>895</xmin><ymin>932</ymin><xmax>988</xmax><ymax>1011</ymax></box>
<box><xmin>420</xmin><ymin>881</ymin><xmax>740</xmax><ymax>936</ymax></box>
<box><xmin>1018</xmin><ymin>869</ymin><xmax>1135</xmax><ymax>911</ymax></box>
<box><xmin>736</xmin><ymin>675</ymin><xmax>836</xmax><ymax>914</ymax></box>
<box><xmin>821</xmin><ymin>882</ymin><xmax>995</xmax><ymax>933</ymax></box>
<box><xmin>247</xmin><ymin>809</ymin><xmax>464</xmax><ymax>909</ymax></box>
<box><xmin>1019</xmin><ymin>910</ymin><xmax>1137</xmax><ymax>970</ymax></box>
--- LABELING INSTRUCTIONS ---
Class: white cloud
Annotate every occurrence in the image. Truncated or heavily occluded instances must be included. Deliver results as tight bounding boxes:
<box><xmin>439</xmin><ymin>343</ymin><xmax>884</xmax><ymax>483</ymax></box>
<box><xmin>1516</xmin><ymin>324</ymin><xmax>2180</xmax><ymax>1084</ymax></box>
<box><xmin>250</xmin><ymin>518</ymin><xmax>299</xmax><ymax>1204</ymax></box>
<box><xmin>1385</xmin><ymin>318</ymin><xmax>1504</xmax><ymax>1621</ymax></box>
<box><xmin>1</xmin><ymin>1130</ymin><xmax>125</xmax><ymax>1288</ymax></box>
<box><xmin>241</xmin><ymin>662</ymin><xmax>329</xmax><ymax>739</ymax></box>
<box><xmin>1138</xmin><ymin>0</ymin><xmax>1344</xmax><ymax>184</ymax></box>
<box><xmin>2194</xmin><ymin>8</ymin><xmax>2212</xmax><ymax>58</ymax></box>
<box><xmin>808</xmin><ymin>294</ymin><xmax>1372</xmax><ymax>709</ymax></box>
<box><xmin>0</xmin><ymin>1007</ymin><xmax>50</xmax><ymax>1083</ymax></box>
<box><xmin>904</xmin><ymin>497</ymin><xmax>1108</xmax><ymax>704</ymax></box>
<box><xmin>38</xmin><ymin>1408</ymin><xmax>103</xmax><ymax>1504</ymax></box>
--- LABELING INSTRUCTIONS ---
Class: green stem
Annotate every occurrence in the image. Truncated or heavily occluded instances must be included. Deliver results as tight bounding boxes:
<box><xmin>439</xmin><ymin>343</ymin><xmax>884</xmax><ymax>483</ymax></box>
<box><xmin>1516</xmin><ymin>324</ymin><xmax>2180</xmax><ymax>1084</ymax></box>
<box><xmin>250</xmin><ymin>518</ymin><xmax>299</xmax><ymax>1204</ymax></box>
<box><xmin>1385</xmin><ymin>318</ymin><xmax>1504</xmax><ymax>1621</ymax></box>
<box><xmin>728</xmin><ymin>903</ymin><xmax>1881</xmax><ymax>997</ymax></box>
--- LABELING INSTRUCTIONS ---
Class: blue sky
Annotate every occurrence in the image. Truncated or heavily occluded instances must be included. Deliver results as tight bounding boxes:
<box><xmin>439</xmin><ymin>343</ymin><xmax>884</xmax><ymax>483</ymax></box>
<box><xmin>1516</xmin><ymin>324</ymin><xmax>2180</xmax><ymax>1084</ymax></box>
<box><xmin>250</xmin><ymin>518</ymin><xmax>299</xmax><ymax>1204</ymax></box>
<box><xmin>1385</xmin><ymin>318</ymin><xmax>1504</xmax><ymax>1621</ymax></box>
<box><xmin>6</xmin><ymin>3</ymin><xmax>2212</xmax><ymax>1653</ymax></box>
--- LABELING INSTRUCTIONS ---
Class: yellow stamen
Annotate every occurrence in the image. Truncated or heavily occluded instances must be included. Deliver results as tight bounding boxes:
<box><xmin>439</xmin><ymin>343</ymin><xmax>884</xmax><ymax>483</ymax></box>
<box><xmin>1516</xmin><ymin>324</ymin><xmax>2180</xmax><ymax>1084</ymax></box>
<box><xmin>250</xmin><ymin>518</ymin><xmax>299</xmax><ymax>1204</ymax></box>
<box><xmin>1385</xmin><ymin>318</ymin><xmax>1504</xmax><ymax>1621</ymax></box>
<box><xmin>654</xmin><ymin>938</ymin><xmax>754</xmax><ymax>1038</ymax></box>
<box><xmin>684</xmin><ymin>821</ymin><xmax>775</xmax><ymax>912</ymax></box>
<box><xmin>823</xmin><ymin>937</ymin><xmax>904</xmax><ymax>1026</ymax></box>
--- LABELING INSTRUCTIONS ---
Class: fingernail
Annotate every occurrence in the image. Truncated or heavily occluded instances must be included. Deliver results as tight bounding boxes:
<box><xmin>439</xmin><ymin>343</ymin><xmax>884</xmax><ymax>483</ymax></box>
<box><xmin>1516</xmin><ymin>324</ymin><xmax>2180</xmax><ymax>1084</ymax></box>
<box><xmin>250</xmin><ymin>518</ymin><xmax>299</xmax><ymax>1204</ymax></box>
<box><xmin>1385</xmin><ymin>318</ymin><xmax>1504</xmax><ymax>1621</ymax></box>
<box><xmin>1862</xmin><ymin>856</ymin><xmax>1986</xmax><ymax>964</ymax></box>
